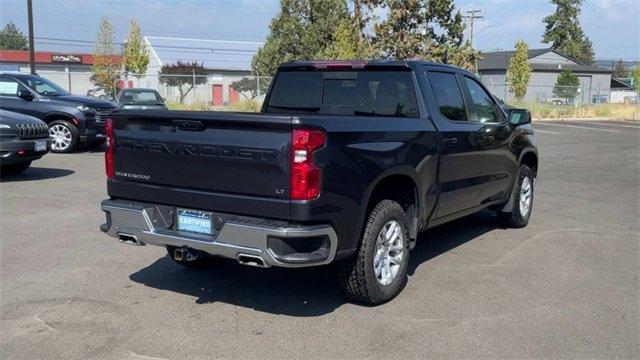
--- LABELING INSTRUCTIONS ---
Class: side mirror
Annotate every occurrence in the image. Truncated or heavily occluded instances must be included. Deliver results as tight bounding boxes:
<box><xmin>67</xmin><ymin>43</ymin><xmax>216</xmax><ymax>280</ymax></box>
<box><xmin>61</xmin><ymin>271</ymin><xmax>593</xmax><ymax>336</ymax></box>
<box><xmin>18</xmin><ymin>90</ymin><xmax>34</xmax><ymax>101</ymax></box>
<box><xmin>508</xmin><ymin>108</ymin><xmax>531</xmax><ymax>126</ymax></box>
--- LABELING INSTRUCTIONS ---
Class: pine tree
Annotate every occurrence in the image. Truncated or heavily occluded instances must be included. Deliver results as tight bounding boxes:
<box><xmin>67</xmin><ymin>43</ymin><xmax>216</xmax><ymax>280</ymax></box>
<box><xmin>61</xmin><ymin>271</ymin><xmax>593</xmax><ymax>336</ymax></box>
<box><xmin>0</xmin><ymin>22</ymin><xmax>28</xmax><ymax>50</ymax></box>
<box><xmin>612</xmin><ymin>59</ymin><xmax>628</xmax><ymax>78</ymax></box>
<box><xmin>506</xmin><ymin>40</ymin><xmax>532</xmax><ymax>102</ymax></box>
<box><xmin>424</xmin><ymin>0</ymin><xmax>479</xmax><ymax>70</ymax></box>
<box><xmin>92</xmin><ymin>17</ymin><xmax>122</xmax><ymax>98</ymax></box>
<box><xmin>123</xmin><ymin>20</ymin><xmax>149</xmax><ymax>80</ymax></box>
<box><xmin>371</xmin><ymin>0</ymin><xmax>479</xmax><ymax>69</ymax></box>
<box><xmin>553</xmin><ymin>69</ymin><xmax>580</xmax><ymax>100</ymax></box>
<box><xmin>322</xmin><ymin>21</ymin><xmax>359</xmax><ymax>59</ymax></box>
<box><xmin>373</xmin><ymin>0</ymin><xmax>424</xmax><ymax>59</ymax></box>
<box><xmin>351</xmin><ymin>0</ymin><xmax>380</xmax><ymax>58</ymax></box>
<box><xmin>542</xmin><ymin>0</ymin><xmax>594</xmax><ymax>64</ymax></box>
<box><xmin>251</xmin><ymin>0</ymin><xmax>350</xmax><ymax>76</ymax></box>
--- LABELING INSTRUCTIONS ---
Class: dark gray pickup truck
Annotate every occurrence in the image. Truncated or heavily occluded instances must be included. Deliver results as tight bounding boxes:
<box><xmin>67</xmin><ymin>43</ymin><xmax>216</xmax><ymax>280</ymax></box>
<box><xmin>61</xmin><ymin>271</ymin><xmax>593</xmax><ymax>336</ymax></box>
<box><xmin>100</xmin><ymin>60</ymin><xmax>538</xmax><ymax>304</ymax></box>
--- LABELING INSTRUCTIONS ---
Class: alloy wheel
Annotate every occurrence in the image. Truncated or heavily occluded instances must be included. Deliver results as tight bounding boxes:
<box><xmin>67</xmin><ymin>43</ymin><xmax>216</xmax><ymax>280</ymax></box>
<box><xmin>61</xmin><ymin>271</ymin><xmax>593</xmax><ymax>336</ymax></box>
<box><xmin>49</xmin><ymin>124</ymin><xmax>72</xmax><ymax>151</ymax></box>
<box><xmin>519</xmin><ymin>177</ymin><xmax>533</xmax><ymax>216</ymax></box>
<box><xmin>373</xmin><ymin>220</ymin><xmax>405</xmax><ymax>286</ymax></box>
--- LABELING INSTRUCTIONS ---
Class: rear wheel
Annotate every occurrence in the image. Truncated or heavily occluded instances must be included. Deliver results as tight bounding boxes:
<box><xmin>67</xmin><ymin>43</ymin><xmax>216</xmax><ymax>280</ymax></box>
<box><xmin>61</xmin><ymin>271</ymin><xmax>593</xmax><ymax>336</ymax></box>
<box><xmin>339</xmin><ymin>200</ymin><xmax>410</xmax><ymax>305</ymax></box>
<box><xmin>498</xmin><ymin>165</ymin><xmax>534</xmax><ymax>228</ymax></box>
<box><xmin>48</xmin><ymin>120</ymin><xmax>79</xmax><ymax>153</ymax></box>
<box><xmin>1</xmin><ymin>161</ymin><xmax>31</xmax><ymax>175</ymax></box>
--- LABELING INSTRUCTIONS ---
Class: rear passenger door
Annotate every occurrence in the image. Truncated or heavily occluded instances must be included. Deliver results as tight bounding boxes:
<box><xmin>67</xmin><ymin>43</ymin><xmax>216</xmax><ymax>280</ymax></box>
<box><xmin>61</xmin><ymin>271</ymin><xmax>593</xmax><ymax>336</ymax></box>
<box><xmin>423</xmin><ymin>70</ymin><xmax>485</xmax><ymax>218</ymax></box>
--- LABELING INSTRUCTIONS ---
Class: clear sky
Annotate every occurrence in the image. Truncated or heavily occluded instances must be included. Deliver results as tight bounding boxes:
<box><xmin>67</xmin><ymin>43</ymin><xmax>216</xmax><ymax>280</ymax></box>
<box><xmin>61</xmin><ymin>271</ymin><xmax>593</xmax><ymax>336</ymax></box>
<box><xmin>1</xmin><ymin>0</ymin><xmax>638</xmax><ymax>60</ymax></box>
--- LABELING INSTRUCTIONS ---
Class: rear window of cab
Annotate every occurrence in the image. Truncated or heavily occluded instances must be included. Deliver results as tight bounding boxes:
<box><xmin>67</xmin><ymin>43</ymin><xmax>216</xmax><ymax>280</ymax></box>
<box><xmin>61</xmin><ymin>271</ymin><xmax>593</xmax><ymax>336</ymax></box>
<box><xmin>266</xmin><ymin>71</ymin><xmax>419</xmax><ymax>118</ymax></box>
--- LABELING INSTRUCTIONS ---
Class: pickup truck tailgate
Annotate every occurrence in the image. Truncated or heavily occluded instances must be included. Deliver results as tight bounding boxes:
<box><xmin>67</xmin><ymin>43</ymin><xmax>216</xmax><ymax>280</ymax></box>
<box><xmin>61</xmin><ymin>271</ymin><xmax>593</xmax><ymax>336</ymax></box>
<box><xmin>111</xmin><ymin>111</ymin><xmax>292</xmax><ymax>201</ymax></box>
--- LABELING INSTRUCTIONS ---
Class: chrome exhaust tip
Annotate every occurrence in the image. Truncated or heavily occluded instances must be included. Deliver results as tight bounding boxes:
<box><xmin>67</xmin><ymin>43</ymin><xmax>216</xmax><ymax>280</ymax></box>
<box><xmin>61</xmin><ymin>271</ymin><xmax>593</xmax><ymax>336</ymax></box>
<box><xmin>118</xmin><ymin>233</ymin><xmax>142</xmax><ymax>246</ymax></box>
<box><xmin>237</xmin><ymin>254</ymin><xmax>267</xmax><ymax>268</ymax></box>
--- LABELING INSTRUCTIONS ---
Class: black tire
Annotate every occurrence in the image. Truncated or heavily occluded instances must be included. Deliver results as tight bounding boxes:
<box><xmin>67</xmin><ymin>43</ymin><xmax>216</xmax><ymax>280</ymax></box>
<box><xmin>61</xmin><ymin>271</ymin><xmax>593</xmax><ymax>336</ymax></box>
<box><xmin>166</xmin><ymin>246</ymin><xmax>216</xmax><ymax>269</ymax></box>
<box><xmin>48</xmin><ymin>120</ymin><xmax>79</xmax><ymax>153</ymax></box>
<box><xmin>339</xmin><ymin>200</ymin><xmax>411</xmax><ymax>305</ymax></box>
<box><xmin>1</xmin><ymin>161</ymin><xmax>31</xmax><ymax>175</ymax></box>
<box><xmin>498</xmin><ymin>165</ymin><xmax>534</xmax><ymax>228</ymax></box>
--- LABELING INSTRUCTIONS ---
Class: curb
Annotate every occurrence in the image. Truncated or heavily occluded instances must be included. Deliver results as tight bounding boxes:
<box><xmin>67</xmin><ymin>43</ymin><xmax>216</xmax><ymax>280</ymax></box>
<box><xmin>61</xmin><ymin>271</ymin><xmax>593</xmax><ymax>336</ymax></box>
<box><xmin>532</xmin><ymin>117</ymin><xmax>638</xmax><ymax>122</ymax></box>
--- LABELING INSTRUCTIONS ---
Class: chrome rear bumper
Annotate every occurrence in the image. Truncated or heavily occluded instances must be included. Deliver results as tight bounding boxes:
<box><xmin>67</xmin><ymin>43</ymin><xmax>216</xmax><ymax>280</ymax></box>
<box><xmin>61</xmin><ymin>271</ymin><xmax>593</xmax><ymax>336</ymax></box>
<box><xmin>100</xmin><ymin>199</ymin><xmax>337</xmax><ymax>268</ymax></box>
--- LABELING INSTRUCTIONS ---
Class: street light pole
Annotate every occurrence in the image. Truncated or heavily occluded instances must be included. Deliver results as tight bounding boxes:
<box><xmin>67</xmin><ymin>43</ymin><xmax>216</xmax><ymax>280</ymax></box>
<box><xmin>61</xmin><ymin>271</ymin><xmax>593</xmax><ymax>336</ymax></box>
<box><xmin>27</xmin><ymin>0</ymin><xmax>36</xmax><ymax>75</ymax></box>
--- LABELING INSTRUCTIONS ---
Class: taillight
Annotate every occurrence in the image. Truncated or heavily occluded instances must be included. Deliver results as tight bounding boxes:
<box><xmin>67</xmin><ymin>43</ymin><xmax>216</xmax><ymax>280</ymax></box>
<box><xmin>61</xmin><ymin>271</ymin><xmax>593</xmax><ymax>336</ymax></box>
<box><xmin>105</xmin><ymin>118</ymin><xmax>114</xmax><ymax>179</ymax></box>
<box><xmin>291</xmin><ymin>129</ymin><xmax>325</xmax><ymax>200</ymax></box>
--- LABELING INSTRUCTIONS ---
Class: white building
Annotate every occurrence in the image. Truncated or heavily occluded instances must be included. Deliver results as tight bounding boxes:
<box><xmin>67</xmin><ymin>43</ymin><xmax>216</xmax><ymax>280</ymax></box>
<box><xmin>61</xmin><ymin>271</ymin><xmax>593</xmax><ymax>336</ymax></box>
<box><xmin>138</xmin><ymin>36</ymin><xmax>263</xmax><ymax>105</ymax></box>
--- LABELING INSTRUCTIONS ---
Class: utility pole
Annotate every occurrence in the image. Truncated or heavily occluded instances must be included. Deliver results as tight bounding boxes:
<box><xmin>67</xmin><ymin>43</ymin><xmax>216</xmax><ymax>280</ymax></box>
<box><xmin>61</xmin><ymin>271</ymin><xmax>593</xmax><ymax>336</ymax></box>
<box><xmin>463</xmin><ymin>9</ymin><xmax>484</xmax><ymax>50</ymax></box>
<box><xmin>27</xmin><ymin>0</ymin><xmax>36</xmax><ymax>75</ymax></box>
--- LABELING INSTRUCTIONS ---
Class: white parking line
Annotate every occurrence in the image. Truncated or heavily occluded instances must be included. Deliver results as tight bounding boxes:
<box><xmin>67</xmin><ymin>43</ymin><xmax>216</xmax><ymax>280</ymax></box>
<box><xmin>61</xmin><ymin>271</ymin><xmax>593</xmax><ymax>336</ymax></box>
<box><xmin>583</xmin><ymin>122</ymin><xmax>640</xmax><ymax>129</ymax></box>
<box><xmin>533</xmin><ymin>129</ymin><xmax>561</xmax><ymax>135</ymax></box>
<box><xmin>535</xmin><ymin>122</ymin><xmax>619</xmax><ymax>133</ymax></box>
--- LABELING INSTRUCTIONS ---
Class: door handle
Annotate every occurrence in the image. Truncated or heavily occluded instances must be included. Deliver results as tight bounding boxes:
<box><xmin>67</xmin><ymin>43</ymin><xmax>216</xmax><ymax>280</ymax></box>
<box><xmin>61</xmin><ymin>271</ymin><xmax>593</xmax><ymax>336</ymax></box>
<box><xmin>442</xmin><ymin>137</ymin><xmax>458</xmax><ymax>147</ymax></box>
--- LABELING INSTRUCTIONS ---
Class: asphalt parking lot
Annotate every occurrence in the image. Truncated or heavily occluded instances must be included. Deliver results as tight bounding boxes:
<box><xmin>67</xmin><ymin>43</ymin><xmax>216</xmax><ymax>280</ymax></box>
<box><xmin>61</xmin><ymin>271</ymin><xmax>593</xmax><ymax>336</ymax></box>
<box><xmin>1</xmin><ymin>120</ymin><xmax>638</xmax><ymax>359</ymax></box>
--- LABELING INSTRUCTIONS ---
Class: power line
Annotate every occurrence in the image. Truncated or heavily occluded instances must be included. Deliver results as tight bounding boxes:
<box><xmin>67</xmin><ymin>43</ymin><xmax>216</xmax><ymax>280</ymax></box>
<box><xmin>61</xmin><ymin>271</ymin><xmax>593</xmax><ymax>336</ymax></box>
<box><xmin>463</xmin><ymin>9</ymin><xmax>484</xmax><ymax>49</ymax></box>
<box><xmin>2</xmin><ymin>34</ymin><xmax>260</xmax><ymax>53</ymax></box>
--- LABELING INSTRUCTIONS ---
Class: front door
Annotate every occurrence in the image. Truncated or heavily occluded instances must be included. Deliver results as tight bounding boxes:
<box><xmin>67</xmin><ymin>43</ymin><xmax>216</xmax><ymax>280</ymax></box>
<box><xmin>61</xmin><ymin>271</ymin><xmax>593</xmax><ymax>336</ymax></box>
<box><xmin>423</xmin><ymin>70</ymin><xmax>486</xmax><ymax>218</ymax></box>
<box><xmin>460</xmin><ymin>75</ymin><xmax>515</xmax><ymax>204</ymax></box>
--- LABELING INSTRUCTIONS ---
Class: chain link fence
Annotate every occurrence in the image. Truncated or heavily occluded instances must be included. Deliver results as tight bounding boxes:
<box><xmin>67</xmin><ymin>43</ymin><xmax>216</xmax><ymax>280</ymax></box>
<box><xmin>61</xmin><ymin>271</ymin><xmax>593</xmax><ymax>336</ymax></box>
<box><xmin>36</xmin><ymin>70</ymin><xmax>273</xmax><ymax>111</ymax></box>
<box><xmin>484</xmin><ymin>83</ymin><xmax>638</xmax><ymax>106</ymax></box>
<box><xmin>32</xmin><ymin>70</ymin><xmax>639</xmax><ymax>111</ymax></box>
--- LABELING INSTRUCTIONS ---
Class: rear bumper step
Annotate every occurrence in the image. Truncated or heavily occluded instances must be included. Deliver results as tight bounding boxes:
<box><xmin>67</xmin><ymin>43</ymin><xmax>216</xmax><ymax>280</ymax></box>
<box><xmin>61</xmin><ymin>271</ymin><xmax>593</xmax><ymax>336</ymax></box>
<box><xmin>100</xmin><ymin>199</ymin><xmax>338</xmax><ymax>268</ymax></box>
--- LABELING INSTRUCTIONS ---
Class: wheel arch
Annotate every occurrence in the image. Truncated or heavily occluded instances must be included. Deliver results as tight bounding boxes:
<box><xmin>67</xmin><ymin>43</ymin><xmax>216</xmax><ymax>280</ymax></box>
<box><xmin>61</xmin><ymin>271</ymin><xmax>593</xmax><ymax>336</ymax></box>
<box><xmin>42</xmin><ymin>112</ymin><xmax>77</xmax><ymax>125</ymax></box>
<box><xmin>360</xmin><ymin>167</ymin><xmax>421</xmax><ymax>240</ymax></box>
<box><xmin>519</xmin><ymin>149</ymin><xmax>538</xmax><ymax>178</ymax></box>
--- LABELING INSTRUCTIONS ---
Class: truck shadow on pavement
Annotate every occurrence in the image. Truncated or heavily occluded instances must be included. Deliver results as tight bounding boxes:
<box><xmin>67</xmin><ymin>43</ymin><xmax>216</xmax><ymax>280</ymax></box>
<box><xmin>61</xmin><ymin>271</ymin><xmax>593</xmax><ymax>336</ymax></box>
<box><xmin>128</xmin><ymin>211</ymin><xmax>499</xmax><ymax>316</ymax></box>
<box><xmin>0</xmin><ymin>167</ymin><xmax>75</xmax><ymax>182</ymax></box>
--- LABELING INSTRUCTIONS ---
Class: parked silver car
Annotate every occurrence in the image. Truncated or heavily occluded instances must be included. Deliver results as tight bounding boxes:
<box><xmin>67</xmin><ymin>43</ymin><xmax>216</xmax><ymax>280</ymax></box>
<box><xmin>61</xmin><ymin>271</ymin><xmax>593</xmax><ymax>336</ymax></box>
<box><xmin>116</xmin><ymin>88</ymin><xmax>167</xmax><ymax>110</ymax></box>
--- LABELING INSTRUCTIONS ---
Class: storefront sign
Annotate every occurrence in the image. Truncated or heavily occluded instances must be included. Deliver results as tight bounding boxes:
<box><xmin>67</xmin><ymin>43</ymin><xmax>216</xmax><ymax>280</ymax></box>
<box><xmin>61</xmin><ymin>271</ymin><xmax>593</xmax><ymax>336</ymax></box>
<box><xmin>51</xmin><ymin>54</ymin><xmax>82</xmax><ymax>63</ymax></box>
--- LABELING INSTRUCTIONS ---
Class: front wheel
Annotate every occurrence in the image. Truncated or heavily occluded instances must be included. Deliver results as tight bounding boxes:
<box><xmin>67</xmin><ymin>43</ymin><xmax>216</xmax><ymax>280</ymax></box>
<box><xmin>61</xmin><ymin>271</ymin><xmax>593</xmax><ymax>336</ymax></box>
<box><xmin>339</xmin><ymin>200</ymin><xmax>410</xmax><ymax>305</ymax></box>
<box><xmin>48</xmin><ymin>120</ymin><xmax>79</xmax><ymax>153</ymax></box>
<box><xmin>498</xmin><ymin>165</ymin><xmax>534</xmax><ymax>228</ymax></box>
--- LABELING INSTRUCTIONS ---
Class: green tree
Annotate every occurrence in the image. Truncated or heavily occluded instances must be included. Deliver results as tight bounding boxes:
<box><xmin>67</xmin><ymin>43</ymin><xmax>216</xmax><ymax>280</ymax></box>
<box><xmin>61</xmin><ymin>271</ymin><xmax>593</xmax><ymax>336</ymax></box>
<box><xmin>373</xmin><ymin>0</ymin><xmax>424</xmax><ymax>59</ymax></box>
<box><xmin>424</xmin><ymin>0</ymin><xmax>479</xmax><ymax>70</ymax></box>
<box><xmin>0</xmin><ymin>22</ymin><xmax>28</xmax><ymax>50</ymax></box>
<box><xmin>553</xmin><ymin>69</ymin><xmax>580</xmax><ymax>100</ymax></box>
<box><xmin>612</xmin><ymin>59</ymin><xmax>628</xmax><ymax>78</ymax></box>
<box><xmin>371</xmin><ymin>0</ymin><xmax>479</xmax><ymax>69</ymax></box>
<box><xmin>322</xmin><ymin>21</ymin><xmax>359</xmax><ymax>59</ymax></box>
<box><xmin>92</xmin><ymin>17</ymin><xmax>122</xmax><ymax>98</ymax></box>
<box><xmin>632</xmin><ymin>66</ymin><xmax>640</xmax><ymax>89</ymax></box>
<box><xmin>230</xmin><ymin>77</ymin><xmax>266</xmax><ymax>99</ymax></box>
<box><xmin>506</xmin><ymin>40</ymin><xmax>532</xmax><ymax>102</ymax></box>
<box><xmin>159</xmin><ymin>61</ymin><xmax>208</xmax><ymax>104</ymax></box>
<box><xmin>351</xmin><ymin>0</ymin><xmax>381</xmax><ymax>58</ymax></box>
<box><xmin>251</xmin><ymin>0</ymin><xmax>350</xmax><ymax>77</ymax></box>
<box><xmin>542</xmin><ymin>0</ymin><xmax>594</xmax><ymax>64</ymax></box>
<box><xmin>123</xmin><ymin>20</ymin><xmax>149</xmax><ymax>79</ymax></box>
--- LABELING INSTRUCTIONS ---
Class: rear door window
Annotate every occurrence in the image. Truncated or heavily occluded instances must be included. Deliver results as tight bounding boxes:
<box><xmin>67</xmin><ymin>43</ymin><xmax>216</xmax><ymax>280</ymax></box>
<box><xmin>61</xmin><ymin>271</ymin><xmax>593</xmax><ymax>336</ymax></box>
<box><xmin>266</xmin><ymin>71</ymin><xmax>418</xmax><ymax>118</ymax></box>
<box><xmin>0</xmin><ymin>77</ymin><xmax>26</xmax><ymax>97</ymax></box>
<box><xmin>427</xmin><ymin>72</ymin><xmax>468</xmax><ymax>122</ymax></box>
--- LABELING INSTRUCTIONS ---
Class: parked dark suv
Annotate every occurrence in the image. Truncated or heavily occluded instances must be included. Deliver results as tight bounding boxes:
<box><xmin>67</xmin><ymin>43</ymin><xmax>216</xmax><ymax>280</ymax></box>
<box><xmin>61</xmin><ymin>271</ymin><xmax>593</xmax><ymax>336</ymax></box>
<box><xmin>0</xmin><ymin>109</ymin><xmax>51</xmax><ymax>174</ymax></box>
<box><xmin>0</xmin><ymin>73</ymin><xmax>117</xmax><ymax>153</ymax></box>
